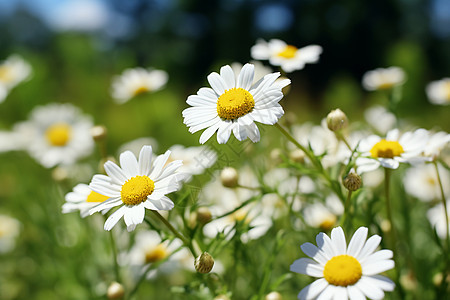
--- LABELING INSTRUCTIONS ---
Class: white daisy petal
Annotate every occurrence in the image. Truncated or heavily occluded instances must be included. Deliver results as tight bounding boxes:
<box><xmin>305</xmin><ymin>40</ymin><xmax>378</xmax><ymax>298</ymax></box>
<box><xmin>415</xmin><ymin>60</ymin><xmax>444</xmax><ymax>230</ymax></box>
<box><xmin>220</xmin><ymin>65</ymin><xmax>236</xmax><ymax>88</ymax></box>
<box><xmin>186</xmin><ymin>95</ymin><xmax>217</xmax><ymax>107</ymax></box>
<box><xmin>298</xmin><ymin>278</ymin><xmax>329</xmax><ymax>300</ymax></box>
<box><xmin>217</xmin><ymin>121</ymin><xmax>233</xmax><ymax>144</ymax></box>
<box><xmin>138</xmin><ymin>145</ymin><xmax>153</xmax><ymax>176</ymax></box>
<box><xmin>148</xmin><ymin>196</ymin><xmax>174</xmax><ymax>210</ymax></box>
<box><xmin>290</xmin><ymin>258</ymin><xmax>324</xmax><ymax>277</ymax></box>
<box><xmin>347</xmin><ymin>285</ymin><xmax>365</xmax><ymax>300</ymax></box>
<box><xmin>360</xmin><ymin>249</ymin><xmax>393</xmax><ymax>264</ymax></box>
<box><xmin>199</xmin><ymin>122</ymin><xmax>221</xmax><ymax>144</ymax></box>
<box><xmin>362</xmin><ymin>260</ymin><xmax>395</xmax><ymax>276</ymax></box>
<box><xmin>332</xmin><ymin>286</ymin><xmax>348</xmax><ymax>300</ymax></box>
<box><xmin>347</xmin><ymin>227</ymin><xmax>368</xmax><ymax>257</ymax></box>
<box><xmin>119</xmin><ymin>150</ymin><xmax>139</xmax><ymax>178</ymax></box>
<box><xmin>197</xmin><ymin>87</ymin><xmax>218</xmax><ymax>99</ymax></box>
<box><xmin>104</xmin><ymin>161</ymin><xmax>128</xmax><ymax>185</ymax></box>
<box><xmin>330</xmin><ymin>227</ymin><xmax>347</xmax><ymax>254</ymax></box>
<box><xmin>104</xmin><ymin>206</ymin><xmax>127</xmax><ymax>231</ymax></box>
<box><xmin>207</xmin><ymin>72</ymin><xmax>227</xmax><ymax>95</ymax></box>
<box><xmin>237</xmin><ymin>63</ymin><xmax>254</xmax><ymax>90</ymax></box>
<box><xmin>124</xmin><ymin>205</ymin><xmax>145</xmax><ymax>232</ymax></box>
<box><xmin>357</xmin><ymin>277</ymin><xmax>385</xmax><ymax>300</ymax></box>
<box><xmin>316</xmin><ymin>285</ymin><xmax>336</xmax><ymax>300</ymax></box>
<box><xmin>366</xmin><ymin>275</ymin><xmax>395</xmax><ymax>291</ymax></box>
<box><xmin>301</xmin><ymin>242</ymin><xmax>329</xmax><ymax>265</ymax></box>
<box><xmin>149</xmin><ymin>150</ymin><xmax>171</xmax><ymax>179</ymax></box>
<box><xmin>357</xmin><ymin>235</ymin><xmax>381</xmax><ymax>261</ymax></box>
<box><xmin>89</xmin><ymin>197</ymin><xmax>122</xmax><ymax>214</ymax></box>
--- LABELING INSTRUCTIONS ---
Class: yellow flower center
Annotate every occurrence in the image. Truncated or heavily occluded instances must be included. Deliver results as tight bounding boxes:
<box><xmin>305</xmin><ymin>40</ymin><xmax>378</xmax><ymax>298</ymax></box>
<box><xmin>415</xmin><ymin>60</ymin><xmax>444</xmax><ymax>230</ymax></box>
<box><xmin>276</xmin><ymin>45</ymin><xmax>298</xmax><ymax>59</ymax></box>
<box><xmin>0</xmin><ymin>66</ymin><xmax>13</xmax><ymax>83</ymax></box>
<box><xmin>133</xmin><ymin>86</ymin><xmax>150</xmax><ymax>97</ymax></box>
<box><xmin>444</xmin><ymin>82</ymin><xmax>450</xmax><ymax>101</ymax></box>
<box><xmin>120</xmin><ymin>175</ymin><xmax>155</xmax><ymax>206</ymax></box>
<box><xmin>86</xmin><ymin>190</ymin><xmax>110</xmax><ymax>203</ymax></box>
<box><xmin>370</xmin><ymin>139</ymin><xmax>404</xmax><ymax>158</ymax></box>
<box><xmin>145</xmin><ymin>244</ymin><xmax>168</xmax><ymax>263</ymax></box>
<box><xmin>217</xmin><ymin>88</ymin><xmax>255</xmax><ymax>120</ymax></box>
<box><xmin>377</xmin><ymin>82</ymin><xmax>394</xmax><ymax>90</ymax></box>
<box><xmin>45</xmin><ymin>123</ymin><xmax>72</xmax><ymax>146</ymax></box>
<box><xmin>323</xmin><ymin>255</ymin><xmax>362</xmax><ymax>286</ymax></box>
<box><xmin>319</xmin><ymin>215</ymin><xmax>337</xmax><ymax>231</ymax></box>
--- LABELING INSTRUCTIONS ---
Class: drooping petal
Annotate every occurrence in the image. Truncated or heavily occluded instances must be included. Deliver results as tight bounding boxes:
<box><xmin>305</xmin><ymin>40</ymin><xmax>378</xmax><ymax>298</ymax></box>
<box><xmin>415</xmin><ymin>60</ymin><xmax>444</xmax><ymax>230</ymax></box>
<box><xmin>290</xmin><ymin>258</ymin><xmax>324</xmax><ymax>277</ymax></box>
<box><xmin>298</xmin><ymin>278</ymin><xmax>329</xmax><ymax>300</ymax></box>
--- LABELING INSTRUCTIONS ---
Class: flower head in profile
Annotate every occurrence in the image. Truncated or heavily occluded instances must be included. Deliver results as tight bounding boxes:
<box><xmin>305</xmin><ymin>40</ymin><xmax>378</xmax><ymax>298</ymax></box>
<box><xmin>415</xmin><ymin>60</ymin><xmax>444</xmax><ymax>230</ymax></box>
<box><xmin>111</xmin><ymin>67</ymin><xmax>168</xmax><ymax>104</ymax></box>
<box><xmin>290</xmin><ymin>226</ymin><xmax>395</xmax><ymax>300</ymax></box>
<box><xmin>14</xmin><ymin>103</ymin><xmax>94</xmax><ymax>168</ymax></box>
<box><xmin>356</xmin><ymin>128</ymin><xmax>429</xmax><ymax>173</ymax></box>
<box><xmin>89</xmin><ymin>146</ymin><xmax>186</xmax><ymax>231</ymax></box>
<box><xmin>427</xmin><ymin>199</ymin><xmax>450</xmax><ymax>239</ymax></box>
<box><xmin>251</xmin><ymin>39</ymin><xmax>322</xmax><ymax>73</ymax></box>
<box><xmin>403</xmin><ymin>164</ymin><xmax>450</xmax><ymax>202</ymax></box>
<box><xmin>0</xmin><ymin>214</ymin><xmax>21</xmax><ymax>254</ymax></box>
<box><xmin>0</xmin><ymin>54</ymin><xmax>32</xmax><ymax>90</ymax></box>
<box><xmin>183</xmin><ymin>63</ymin><xmax>290</xmax><ymax>144</ymax></box>
<box><xmin>426</xmin><ymin>78</ymin><xmax>450</xmax><ymax>105</ymax></box>
<box><xmin>62</xmin><ymin>183</ymin><xmax>110</xmax><ymax>217</ymax></box>
<box><xmin>362</xmin><ymin>67</ymin><xmax>406</xmax><ymax>91</ymax></box>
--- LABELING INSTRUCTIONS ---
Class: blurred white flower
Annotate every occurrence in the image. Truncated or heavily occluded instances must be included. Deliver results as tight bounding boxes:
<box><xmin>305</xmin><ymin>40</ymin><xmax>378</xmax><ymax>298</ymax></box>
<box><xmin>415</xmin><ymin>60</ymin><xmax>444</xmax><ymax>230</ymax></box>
<box><xmin>362</xmin><ymin>67</ymin><xmax>406</xmax><ymax>91</ymax></box>
<box><xmin>118</xmin><ymin>137</ymin><xmax>159</xmax><ymax>157</ymax></box>
<box><xmin>167</xmin><ymin>144</ymin><xmax>217</xmax><ymax>181</ymax></box>
<box><xmin>89</xmin><ymin>146</ymin><xmax>187</xmax><ymax>231</ymax></box>
<box><xmin>426</xmin><ymin>78</ymin><xmax>450</xmax><ymax>105</ymax></box>
<box><xmin>14</xmin><ymin>103</ymin><xmax>94</xmax><ymax>168</ymax></box>
<box><xmin>0</xmin><ymin>54</ymin><xmax>32</xmax><ymax>90</ymax></box>
<box><xmin>230</xmin><ymin>61</ymin><xmax>290</xmax><ymax>90</ymax></box>
<box><xmin>183</xmin><ymin>63</ymin><xmax>289</xmax><ymax>144</ymax></box>
<box><xmin>364</xmin><ymin>105</ymin><xmax>396</xmax><ymax>135</ymax></box>
<box><xmin>403</xmin><ymin>164</ymin><xmax>450</xmax><ymax>202</ymax></box>
<box><xmin>356</xmin><ymin>129</ymin><xmax>429</xmax><ymax>173</ymax></box>
<box><xmin>427</xmin><ymin>199</ymin><xmax>450</xmax><ymax>239</ymax></box>
<box><xmin>422</xmin><ymin>130</ymin><xmax>450</xmax><ymax>160</ymax></box>
<box><xmin>251</xmin><ymin>39</ymin><xmax>322</xmax><ymax>73</ymax></box>
<box><xmin>303</xmin><ymin>195</ymin><xmax>344</xmax><ymax>231</ymax></box>
<box><xmin>0</xmin><ymin>214</ymin><xmax>21</xmax><ymax>254</ymax></box>
<box><xmin>111</xmin><ymin>68</ymin><xmax>168</xmax><ymax>104</ymax></box>
<box><xmin>63</xmin><ymin>183</ymin><xmax>110</xmax><ymax>217</ymax></box>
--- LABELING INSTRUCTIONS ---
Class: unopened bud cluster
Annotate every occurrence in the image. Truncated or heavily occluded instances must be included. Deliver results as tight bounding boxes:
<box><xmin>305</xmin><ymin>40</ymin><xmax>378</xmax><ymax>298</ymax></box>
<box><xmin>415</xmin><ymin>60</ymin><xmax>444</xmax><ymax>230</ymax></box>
<box><xmin>326</xmin><ymin>109</ymin><xmax>348</xmax><ymax>132</ymax></box>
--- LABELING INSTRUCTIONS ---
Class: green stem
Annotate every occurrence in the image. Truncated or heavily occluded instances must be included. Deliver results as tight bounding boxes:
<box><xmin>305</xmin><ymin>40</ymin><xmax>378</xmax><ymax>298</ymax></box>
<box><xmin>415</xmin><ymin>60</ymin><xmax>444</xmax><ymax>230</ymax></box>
<box><xmin>434</xmin><ymin>161</ymin><xmax>450</xmax><ymax>294</ymax></box>
<box><xmin>275</xmin><ymin>123</ymin><xmax>345</xmax><ymax>203</ymax></box>
<box><xmin>150</xmin><ymin>210</ymin><xmax>199</xmax><ymax>258</ymax></box>
<box><xmin>335</xmin><ymin>131</ymin><xmax>352</xmax><ymax>152</ymax></box>
<box><xmin>108</xmin><ymin>230</ymin><xmax>121</xmax><ymax>283</ymax></box>
<box><xmin>340</xmin><ymin>190</ymin><xmax>353</xmax><ymax>229</ymax></box>
<box><xmin>384</xmin><ymin>168</ymin><xmax>405</xmax><ymax>299</ymax></box>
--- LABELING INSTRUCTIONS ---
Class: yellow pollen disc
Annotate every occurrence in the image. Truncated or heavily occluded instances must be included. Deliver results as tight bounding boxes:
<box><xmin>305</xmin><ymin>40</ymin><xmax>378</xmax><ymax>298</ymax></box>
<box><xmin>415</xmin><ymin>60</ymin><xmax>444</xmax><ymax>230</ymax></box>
<box><xmin>133</xmin><ymin>85</ymin><xmax>150</xmax><ymax>97</ymax></box>
<box><xmin>323</xmin><ymin>255</ymin><xmax>362</xmax><ymax>286</ymax></box>
<box><xmin>319</xmin><ymin>215</ymin><xmax>337</xmax><ymax>231</ymax></box>
<box><xmin>276</xmin><ymin>45</ymin><xmax>298</xmax><ymax>59</ymax></box>
<box><xmin>86</xmin><ymin>191</ymin><xmax>110</xmax><ymax>203</ymax></box>
<box><xmin>217</xmin><ymin>88</ymin><xmax>255</xmax><ymax>120</ymax></box>
<box><xmin>444</xmin><ymin>82</ymin><xmax>450</xmax><ymax>101</ymax></box>
<box><xmin>0</xmin><ymin>66</ymin><xmax>13</xmax><ymax>82</ymax></box>
<box><xmin>121</xmin><ymin>175</ymin><xmax>155</xmax><ymax>206</ymax></box>
<box><xmin>45</xmin><ymin>123</ymin><xmax>72</xmax><ymax>146</ymax></box>
<box><xmin>370</xmin><ymin>139</ymin><xmax>404</xmax><ymax>158</ymax></box>
<box><xmin>377</xmin><ymin>82</ymin><xmax>394</xmax><ymax>90</ymax></box>
<box><xmin>145</xmin><ymin>244</ymin><xmax>168</xmax><ymax>263</ymax></box>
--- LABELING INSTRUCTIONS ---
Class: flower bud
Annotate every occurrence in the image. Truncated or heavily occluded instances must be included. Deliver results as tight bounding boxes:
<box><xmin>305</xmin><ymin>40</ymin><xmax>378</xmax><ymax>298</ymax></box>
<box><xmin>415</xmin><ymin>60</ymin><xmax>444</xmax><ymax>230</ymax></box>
<box><xmin>196</xmin><ymin>207</ymin><xmax>212</xmax><ymax>225</ymax></box>
<box><xmin>265</xmin><ymin>291</ymin><xmax>282</xmax><ymax>300</ymax></box>
<box><xmin>220</xmin><ymin>167</ymin><xmax>238</xmax><ymax>188</ymax></box>
<box><xmin>326</xmin><ymin>109</ymin><xmax>348</xmax><ymax>132</ymax></box>
<box><xmin>194</xmin><ymin>252</ymin><xmax>214</xmax><ymax>274</ymax></box>
<box><xmin>107</xmin><ymin>282</ymin><xmax>124</xmax><ymax>299</ymax></box>
<box><xmin>289</xmin><ymin>149</ymin><xmax>305</xmax><ymax>164</ymax></box>
<box><xmin>343</xmin><ymin>171</ymin><xmax>362</xmax><ymax>191</ymax></box>
<box><xmin>91</xmin><ymin>125</ymin><xmax>108</xmax><ymax>141</ymax></box>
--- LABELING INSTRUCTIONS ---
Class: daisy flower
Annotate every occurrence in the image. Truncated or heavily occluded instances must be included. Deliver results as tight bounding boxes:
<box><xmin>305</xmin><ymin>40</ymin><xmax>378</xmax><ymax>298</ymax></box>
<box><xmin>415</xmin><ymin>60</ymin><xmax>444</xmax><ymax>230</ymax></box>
<box><xmin>230</xmin><ymin>61</ymin><xmax>291</xmax><ymax>90</ymax></box>
<box><xmin>427</xmin><ymin>199</ymin><xmax>450</xmax><ymax>239</ymax></box>
<box><xmin>362</xmin><ymin>67</ymin><xmax>406</xmax><ymax>91</ymax></box>
<box><xmin>89</xmin><ymin>145</ymin><xmax>186</xmax><ymax>232</ymax></box>
<box><xmin>303</xmin><ymin>195</ymin><xmax>344</xmax><ymax>231</ymax></box>
<box><xmin>356</xmin><ymin>128</ymin><xmax>429</xmax><ymax>173</ymax></box>
<box><xmin>167</xmin><ymin>144</ymin><xmax>217</xmax><ymax>180</ymax></box>
<box><xmin>111</xmin><ymin>67</ymin><xmax>168</xmax><ymax>104</ymax></box>
<box><xmin>14</xmin><ymin>103</ymin><xmax>94</xmax><ymax>168</ymax></box>
<box><xmin>403</xmin><ymin>164</ymin><xmax>450</xmax><ymax>202</ymax></box>
<box><xmin>426</xmin><ymin>78</ymin><xmax>450</xmax><ymax>105</ymax></box>
<box><xmin>364</xmin><ymin>105</ymin><xmax>396</xmax><ymax>135</ymax></box>
<box><xmin>290</xmin><ymin>226</ymin><xmax>395</xmax><ymax>300</ymax></box>
<box><xmin>62</xmin><ymin>183</ymin><xmax>110</xmax><ymax>217</ymax></box>
<box><xmin>0</xmin><ymin>54</ymin><xmax>32</xmax><ymax>90</ymax></box>
<box><xmin>182</xmin><ymin>63</ymin><xmax>290</xmax><ymax>144</ymax></box>
<box><xmin>422</xmin><ymin>130</ymin><xmax>450</xmax><ymax>160</ymax></box>
<box><xmin>0</xmin><ymin>214</ymin><xmax>21</xmax><ymax>254</ymax></box>
<box><xmin>251</xmin><ymin>39</ymin><xmax>322</xmax><ymax>73</ymax></box>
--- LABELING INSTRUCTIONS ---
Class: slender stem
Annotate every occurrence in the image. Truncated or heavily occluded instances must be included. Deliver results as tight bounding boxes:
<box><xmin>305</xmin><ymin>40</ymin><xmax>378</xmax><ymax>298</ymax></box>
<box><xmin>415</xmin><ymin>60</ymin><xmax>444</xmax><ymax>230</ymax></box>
<box><xmin>335</xmin><ymin>131</ymin><xmax>352</xmax><ymax>152</ymax></box>
<box><xmin>108</xmin><ymin>230</ymin><xmax>121</xmax><ymax>283</ymax></box>
<box><xmin>236</xmin><ymin>184</ymin><xmax>260</xmax><ymax>191</ymax></box>
<box><xmin>275</xmin><ymin>123</ymin><xmax>345</xmax><ymax>203</ymax></box>
<box><xmin>150</xmin><ymin>210</ymin><xmax>199</xmax><ymax>258</ymax></box>
<box><xmin>434</xmin><ymin>161</ymin><xmax>450</xmax><ymax>294</ymax></box>
<box><xmin>384</xmin><ymin>168</ymin><xmax>405</xmax><ymax>299</ymax></box>
<box><xmin>340</xmin><ymin>190</ymin><xmax>353</xmax><ymax>229</ymax></box>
